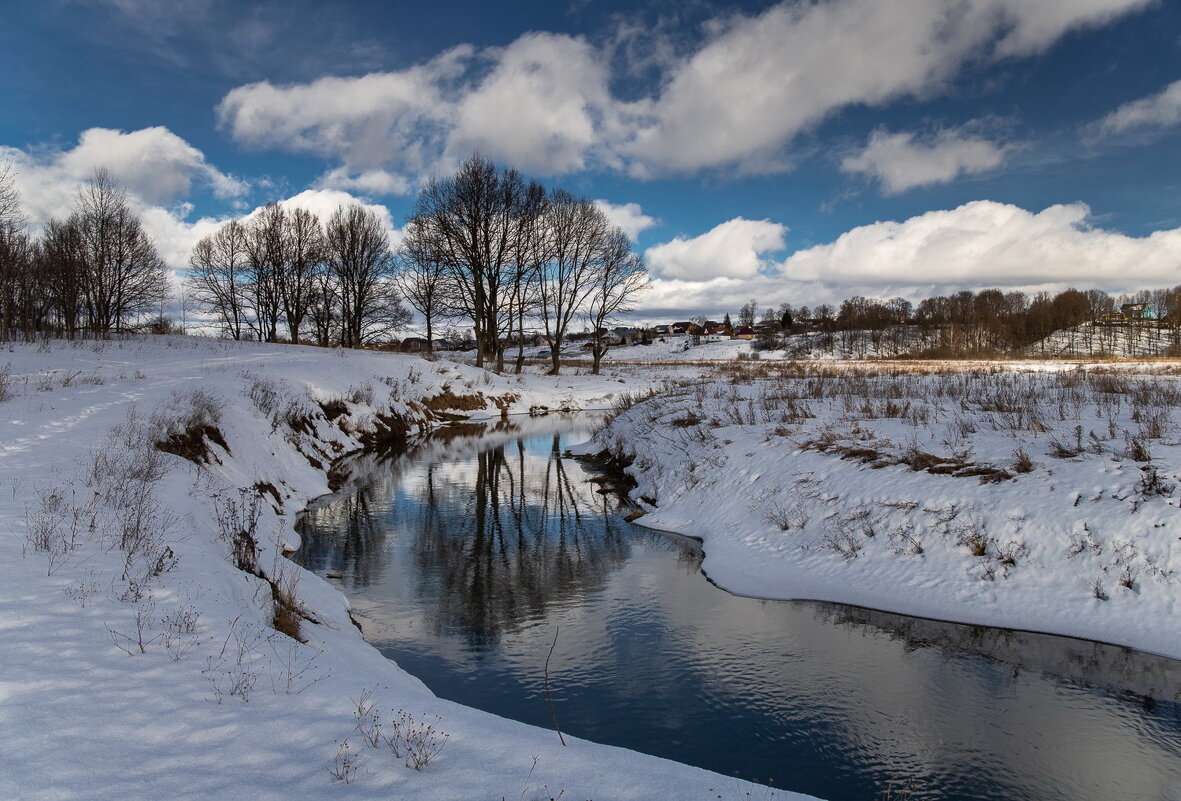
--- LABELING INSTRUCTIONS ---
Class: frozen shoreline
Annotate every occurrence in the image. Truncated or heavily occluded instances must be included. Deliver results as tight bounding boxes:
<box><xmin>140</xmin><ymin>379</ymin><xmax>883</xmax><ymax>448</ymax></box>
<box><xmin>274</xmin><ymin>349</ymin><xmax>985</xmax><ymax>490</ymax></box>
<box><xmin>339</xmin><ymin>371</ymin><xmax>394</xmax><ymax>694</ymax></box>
<box><xmin>579</xmin><ymin>362</ymin><xmax>1181</xmax><ymax>661</ymax></box>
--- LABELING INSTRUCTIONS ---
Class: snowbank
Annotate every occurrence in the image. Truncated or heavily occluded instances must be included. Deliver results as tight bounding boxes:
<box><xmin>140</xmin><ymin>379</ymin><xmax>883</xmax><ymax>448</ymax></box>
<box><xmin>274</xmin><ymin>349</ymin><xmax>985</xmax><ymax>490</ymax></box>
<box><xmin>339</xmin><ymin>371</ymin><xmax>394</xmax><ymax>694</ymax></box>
<box><xmin>579</xmin><ymin>362</ymin><xmax>1181</xmax><ymax>660</ymax></box>
<box><xmin>0</xmin><ymin>335</ymin><xmax>810</xmax><ymax>801</ymax></box>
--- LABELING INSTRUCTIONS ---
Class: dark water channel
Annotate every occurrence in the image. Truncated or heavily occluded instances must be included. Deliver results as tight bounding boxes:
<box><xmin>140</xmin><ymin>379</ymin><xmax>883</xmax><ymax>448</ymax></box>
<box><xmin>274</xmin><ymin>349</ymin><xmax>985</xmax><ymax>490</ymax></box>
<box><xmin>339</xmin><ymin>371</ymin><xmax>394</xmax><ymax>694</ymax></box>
<box><xmin>296</xmin><ymin>414</ymin><xmax>1181</xmax><ymax>801</ymax></box>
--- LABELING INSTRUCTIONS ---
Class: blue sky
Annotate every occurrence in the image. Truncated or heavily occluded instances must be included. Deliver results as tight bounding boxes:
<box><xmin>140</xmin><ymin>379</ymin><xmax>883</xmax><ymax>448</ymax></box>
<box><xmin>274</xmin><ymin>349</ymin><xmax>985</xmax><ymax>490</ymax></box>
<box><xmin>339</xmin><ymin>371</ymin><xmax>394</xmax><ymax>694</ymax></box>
<box><xmin>3</xmin><ymin>0</ymin><xmax>1181</xmax><ymax>318</ymax></box>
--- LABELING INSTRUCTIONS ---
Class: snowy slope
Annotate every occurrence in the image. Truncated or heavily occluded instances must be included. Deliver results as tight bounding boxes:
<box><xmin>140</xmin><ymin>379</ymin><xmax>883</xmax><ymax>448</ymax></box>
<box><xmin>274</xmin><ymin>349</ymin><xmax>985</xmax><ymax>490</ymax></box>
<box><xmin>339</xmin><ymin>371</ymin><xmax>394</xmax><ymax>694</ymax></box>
<box><xmin>578</xmin><ymin>362</ymin><xmax>1181</xmax><ymax>660</ymax></box>
<box><xmin>0</xmin><ymin>335</ymin><xmax>810</xmax><ymax>801</ymax></box>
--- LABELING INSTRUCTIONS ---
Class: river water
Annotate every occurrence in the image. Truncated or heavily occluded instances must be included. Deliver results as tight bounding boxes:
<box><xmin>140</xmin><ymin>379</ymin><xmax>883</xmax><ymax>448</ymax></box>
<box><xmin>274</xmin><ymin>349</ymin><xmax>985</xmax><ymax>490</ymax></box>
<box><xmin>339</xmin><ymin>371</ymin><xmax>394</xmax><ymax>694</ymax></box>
<box><xmin>296</xmin><ymin>414</ymin><xmax>1181</xmax><ymax>801</ymax></box>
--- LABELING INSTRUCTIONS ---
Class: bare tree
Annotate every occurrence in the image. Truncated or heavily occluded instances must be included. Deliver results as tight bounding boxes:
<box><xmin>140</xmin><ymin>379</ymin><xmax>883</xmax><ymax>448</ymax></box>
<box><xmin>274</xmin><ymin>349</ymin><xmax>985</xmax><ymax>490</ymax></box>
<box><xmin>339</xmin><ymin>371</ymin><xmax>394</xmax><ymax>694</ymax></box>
<box><xmin>0</xmin><ymin>226</ymin><xmax>39</xmax><ymax>340</ymax></box>
<box><xmin>189</xmin><ymin>219</ymin><xmax>252</xmax><ymax>340</ymax></box>
<box><xmin>325</xmin><ymin>204</ymin><xmax>407</xmax><ymax>347</ymax></box>
<box><xmin>74</xmin><ymin>169</ymin><xmax>168</xmax><ymax>335</ymax></box>
<box><xmin>307</xmin><ymin>267</ymin><xmax>339</xmax><ymax>347</ymax></box>
<box><xmin>0</xmin><ymin>169</ymin><xmax>39</xmax><ymax>339</ymax></box>
<box><xmin>397</xmin><ymin>215</ymin><xmax>453</xmax><ymax>354</ymax></box>
<box><xmin>507</xmin><ymin>180</ymin><xmax>548</xmax><ymax>373</ymax></box>
<box><xmin>585</xmin><ymin>229</ymin><xmax>648</xmax><ymax>374</ymax></box>
<box><xmin>280</xmin><ymin>206</ymin><xmax>324</xmax><ymax>343</ymax></box>
<box><xmin>0</xmin><ymin>164</ymin><xmax>22</xmax><ymax>232</ymax></box>
<box><xmin>738</xmin><ymin>299</ymin><xmax>758</xmax><ymax>328</ymax></box>
<box><xmin>410</xmin><ymin>155</ymin><xmax>521</xmax><ymax>370</ymax></box>
<box><xmin>245</xmin><ymin>202</ymin><xmax>285</xmax><ymax>342</ymax></box>
<box><xmin>538</xmin><ymin>189</ymin><xmax>608</xmax><ymax>375</ymax></box>
<box><xmin>40</xmin><ymin>218</ymin><xmax>86</xmax><ymax>338</ymax></box>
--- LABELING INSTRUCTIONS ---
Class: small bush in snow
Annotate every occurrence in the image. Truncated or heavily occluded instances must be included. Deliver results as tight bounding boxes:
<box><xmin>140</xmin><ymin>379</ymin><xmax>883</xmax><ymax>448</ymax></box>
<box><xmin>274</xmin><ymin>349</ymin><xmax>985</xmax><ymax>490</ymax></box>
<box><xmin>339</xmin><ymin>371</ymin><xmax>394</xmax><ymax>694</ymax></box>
<box><xmin>1011</xmin><ymin>447</ymin><xmax>1034</xmax><ymax>473</ymax></box>
<box><xmin>1091</xmin><ymin>576</ymin><xmax>1109</xmax><ymax>601</ymax></box>
<box><xmin>214</xmin><ymin>489</ymin><xmax>263</xmax><ymax>574</ymax></box>
<box><xmin>384</xmin><ymin>709</ymin><xmax>449</xmax><ymax>771</ymax></box>
<box><xmin>328</xmin><ymin>740</ymin><xmax>359</xmax><ymax>784</ymax></box>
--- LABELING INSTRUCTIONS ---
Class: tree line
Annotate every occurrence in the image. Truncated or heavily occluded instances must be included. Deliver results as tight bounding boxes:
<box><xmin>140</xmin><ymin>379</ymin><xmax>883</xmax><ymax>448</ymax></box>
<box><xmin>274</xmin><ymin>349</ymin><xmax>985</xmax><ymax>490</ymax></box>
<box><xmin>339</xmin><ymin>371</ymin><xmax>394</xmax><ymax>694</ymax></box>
<box><xmin>0</xmin><ymin>155</ymin><xmax>650</xmax><ymax>375</ymax></box>
<box><xmin>738</xmin><ymin>286</ymin><xmax>1181</xmax><ymax>357</ymax></box>
<box><xmin>0</xmin><ymin>167</ymin><xmax>169</xmax><ymax>339</ymax></box>
<box><xmin>191</xmin><ymin>154</ymin><xmax>648</xmax><ymax>374</ymax></box>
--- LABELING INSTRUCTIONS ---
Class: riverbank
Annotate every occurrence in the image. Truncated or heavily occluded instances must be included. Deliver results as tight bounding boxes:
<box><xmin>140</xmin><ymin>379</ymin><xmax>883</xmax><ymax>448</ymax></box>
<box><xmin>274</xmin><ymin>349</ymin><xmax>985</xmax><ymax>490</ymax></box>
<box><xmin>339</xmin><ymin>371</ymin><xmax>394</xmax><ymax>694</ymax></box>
<box><xmin>0</xmin><ymin>336</ymin><xmax>810</xmax><ymax>801</ymax></box>
<box><xmin>577</xmin><ymin>361</ymin><xmax>1181</xmax><ymax>660</ymax></box>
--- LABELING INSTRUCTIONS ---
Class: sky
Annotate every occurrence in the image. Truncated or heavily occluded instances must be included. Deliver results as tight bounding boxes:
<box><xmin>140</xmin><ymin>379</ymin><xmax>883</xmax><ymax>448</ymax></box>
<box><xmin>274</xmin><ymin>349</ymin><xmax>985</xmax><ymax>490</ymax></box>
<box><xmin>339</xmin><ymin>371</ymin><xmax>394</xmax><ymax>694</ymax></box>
<box><xmin>3</xmin><ymin>0</ymin><xmax>1181</xmax><ymax>320</ymax></box>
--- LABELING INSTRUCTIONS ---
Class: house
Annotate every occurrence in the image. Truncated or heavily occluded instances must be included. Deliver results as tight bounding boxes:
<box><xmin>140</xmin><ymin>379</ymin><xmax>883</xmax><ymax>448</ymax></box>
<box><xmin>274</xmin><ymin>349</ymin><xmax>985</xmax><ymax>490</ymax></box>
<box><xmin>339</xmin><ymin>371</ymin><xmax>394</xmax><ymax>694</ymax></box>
<box><xmin>611</xmin><ymin>327</ymin><xmax>644</xmax><ymax>346</ymax></box>
<box><xmin>731</xmin><ymin>326</ymin><xmax>755</xmax><ymax>340</ymax></box>
<box><xmin>701</xmin><ymin>322</ymin><xmax>731</xmax><ymax>342</ymax></box>
<box><xmin>400</xmin><ymin>337</ymin><xmax>432</xmax><ymax>352</ymax></box>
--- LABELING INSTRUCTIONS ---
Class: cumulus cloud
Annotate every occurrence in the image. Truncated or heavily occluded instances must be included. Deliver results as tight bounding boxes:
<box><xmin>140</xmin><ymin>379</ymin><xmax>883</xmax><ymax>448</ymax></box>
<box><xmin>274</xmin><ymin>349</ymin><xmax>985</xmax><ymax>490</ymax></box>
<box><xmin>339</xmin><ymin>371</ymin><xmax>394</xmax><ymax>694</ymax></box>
<box><xmin>1098</xmin><ymin>78</ymin><xmax>1181</xmax><ymax>136</ymax></box>
<box><xmin>593</xmin><ymin>199</ymin><xmax>656</xmax><ymax>241</ymax></box>
<box><xmin>644</xmin><ymin>218</ymin><xmax>787</xmax><ymax>281</ymax></box>
<box><xmin>217</xmin><ymin>34</ymin><xmax>619</xmax><ymax>181</ymax></box>
<box><xmin>620</xmin><ymin>0</ymin><xmax>1150</xmax><ymax>174</ymax></box>
<box><xmin>632</xmin><ymin>200</ymin><xmax>1181</xmax><ymax>321</ymax></box>
<box><xmin>447</xmin><ymin>34</ymin><xmax>616</xmax><ymax>174</ymax></box>
<box><xmin>0</xmin><ymin>129</ymin><xmax>395</xmax><ymax>273</ymax></box>
<box><xmin>841</xmin><ymin>126</ymin><xmax>1008</xmax><ymax>194</ymax></box>
<box><xmin>0</xmin><ymin>126</ymin><xmax>247</xmax><ymax>225</ymax></box>
<box><xmin>782</xmin><ymin>200</ymin><xmax>1181</xmax><ymax>290</ymax></box>
<box><xmin>215</xmin><ymin>0</ymin><xmax>1150</xmax><ymax>184</ymax></box>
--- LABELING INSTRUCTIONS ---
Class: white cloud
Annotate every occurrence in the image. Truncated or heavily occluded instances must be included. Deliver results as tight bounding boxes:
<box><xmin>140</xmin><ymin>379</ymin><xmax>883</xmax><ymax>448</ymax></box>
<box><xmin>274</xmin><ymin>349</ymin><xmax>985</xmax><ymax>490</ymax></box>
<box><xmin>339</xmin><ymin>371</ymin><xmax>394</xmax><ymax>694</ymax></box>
<box><xmin>0</xmin><ymin>126</ymin><xmax>247</xmax><ymax>227</ymax></box>
<box><xmin>593</xmin><ymin>199</ymin><xmax>656</xmax><ymax>241</ymax></box>
<box><xmin>782</xmin><ymin>200</ymin><xmax>1181</xmax><ymax>290</ymax></box>
<box><xmin>59</xmin><ymin>127</ymin><xmax>246</xmax><ymax>204</ymax></box>
<box><xmin>314</xmin><ymin>167</ymin><xmax>412</xmax><ymax>196</ymax></box>
<box><xmin>447</xmin><ymin>33</ymin><xmax>614</xmax><ymax>174</ymax></box>
<box><xmin>217</xmin><ymin>45</ymin><xmax>471</xmax><ymax>175</ymax></box>
<box><xmin>0</xmin><ymin>130</ymin><xmax>396</xmax><ymax>274</ymax></box>
<box><xmin>621</xmin><ymin>0</ymin><xmax>1150</xmax><ymax>174</ymax></box>
<box><xmin>217</xmin><ymin>35</ymin><xmax>618</xmax><ymax>181</ymax></box>
<box><xmin>1098</xmin><ymin>78</ymin><xmax>1181</xmax><ymax>136</ymax></box>
<box><xmin>841</xmin><ymin>126</ymin><xmax>1008</xmax><ymax>194</ymax></box>
<box><xmin>645</xmin><ymin>218</ymin><xmax>787</xmax><ymax>281</ymax></box>
<box><xmin>632</xmin><ymin>200</ymin><xmax>1181</xmax><ymax>320</ymax></box>
<box><xmin>215</xmin><ymin>1</ymin><xmax>1151</xmax><ymax>183</ymax></box>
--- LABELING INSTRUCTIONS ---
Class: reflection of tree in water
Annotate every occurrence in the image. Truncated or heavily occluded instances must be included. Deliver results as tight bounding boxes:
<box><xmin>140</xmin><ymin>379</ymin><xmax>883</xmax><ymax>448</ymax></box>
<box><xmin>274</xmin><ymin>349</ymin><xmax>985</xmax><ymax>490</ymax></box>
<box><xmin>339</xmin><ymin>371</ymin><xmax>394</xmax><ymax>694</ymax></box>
<box><xmin>295</xmin><ymin>484</ymin><xmax>390</xmax><ymax>587</ymax></box>
<box><xmin>414</xmin><ymin>431</ymin><xmax>630</xmax><ymax>646</ymax></box>
<box><xmin>298</xmin><ymin>422</ymin><xmax>633</xmax><ymax>647</ymax></box>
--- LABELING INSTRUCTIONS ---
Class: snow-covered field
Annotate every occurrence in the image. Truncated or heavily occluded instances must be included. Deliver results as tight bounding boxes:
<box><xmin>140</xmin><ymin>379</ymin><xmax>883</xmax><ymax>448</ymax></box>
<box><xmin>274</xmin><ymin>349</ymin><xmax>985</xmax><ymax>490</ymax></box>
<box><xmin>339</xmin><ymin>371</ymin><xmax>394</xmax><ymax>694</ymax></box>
<box><xmin>579</xmin><ymin>361</ymin><xmax>1181</xmax><ymax>660</ymax></box>
<box><xmin>0</xmin><ymin>336</ymin><xmax>810</xmax><ymax>801</ymax></box>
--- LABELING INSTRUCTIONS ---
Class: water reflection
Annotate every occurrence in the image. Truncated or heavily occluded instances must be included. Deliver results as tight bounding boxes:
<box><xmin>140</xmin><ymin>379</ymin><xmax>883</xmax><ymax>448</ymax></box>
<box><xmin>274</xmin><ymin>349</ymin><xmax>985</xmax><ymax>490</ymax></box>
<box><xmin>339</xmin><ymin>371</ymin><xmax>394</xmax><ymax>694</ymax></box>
<box><xmin>297</xmin><ymin>415</ymin><xmax>1181</xmax><ymax>801</ymax></box>
<box><xmin>299</xmin><ymin>415</ymin><xmax>631</xmax><ymax>647</ymax></box>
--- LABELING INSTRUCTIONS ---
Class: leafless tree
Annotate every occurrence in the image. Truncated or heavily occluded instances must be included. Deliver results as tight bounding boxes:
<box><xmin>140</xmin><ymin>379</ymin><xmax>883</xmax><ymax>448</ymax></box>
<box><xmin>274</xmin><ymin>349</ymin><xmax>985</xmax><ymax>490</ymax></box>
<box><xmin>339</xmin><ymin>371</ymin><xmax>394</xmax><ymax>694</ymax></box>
<box><xmin>325</xmin><ymin>204</ymin><xmax>407</xmax><ymax>347</ymax></box>
<box><xmin>245</xmin><ymin>202</ymin><xmax>285</xmax><ymax>342</ymax></box>
<box><xmin>73</xmin><ymin>169</ymin><xmax>168</xmax><ymax>335</ymax></box>
<box><xmin>397</xmin><ymin>216</ymin><xmax>453</xmax><ymax>354</ymax></box>
<box><xmin>410</xmin><ymin>155</ymin><xmax>520</xmax><ymax>370</ymax></box>
<box><xmin>189</xmin><ymin>219</ymin><xmax>252</xmax><ymax>340</ymax></box>
<box><xmin>280</xmin><ymin>207</ymin><xmax>324</xmax><ymax>343</ymax></box>
<box><xmin>307</xmin><ymin>267</ymin><xmax>339</xmax><ymax>347</ymax></box>
<box><xmin>0</xmin><ymin>169</ymin><xmax>39</xmax><ymax>339</ymax></box>
<box><xmin>507</xmin><ymin>180</ymin><xmax>548</xmax><ymax>373</ymax></box>
<box><xmin>0</xmin><ymin>164</ymin><xmax>22</xmax><ymax>232</ymax></box>
<box><xmin>40</xmin><ymin>218</ymin><xmax>86</xmax><ymax>338</ymax></box>
<box><xmin>0</xmin><ymin>226</ymin><xmax>40</xmax><ymax>340</ymax></box>
<box><xmin>538</xmin><ymin>189</ymin><xmax>608</xmax><ymax>375</ymax></box>
<box><xmin>585</xmin><ymin>229</ymin><xmax>648</xmax><ymax>374</ymax></box>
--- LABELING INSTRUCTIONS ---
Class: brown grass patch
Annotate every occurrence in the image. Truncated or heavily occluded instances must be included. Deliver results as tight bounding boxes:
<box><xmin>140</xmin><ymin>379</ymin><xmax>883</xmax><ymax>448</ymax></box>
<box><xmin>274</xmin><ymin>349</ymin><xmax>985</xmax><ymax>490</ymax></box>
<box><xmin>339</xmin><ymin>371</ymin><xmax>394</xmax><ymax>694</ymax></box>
<box><xmin>156</xmin><ymin>424</ymin><xmax>231</xmax><ymax>465</ymax></box>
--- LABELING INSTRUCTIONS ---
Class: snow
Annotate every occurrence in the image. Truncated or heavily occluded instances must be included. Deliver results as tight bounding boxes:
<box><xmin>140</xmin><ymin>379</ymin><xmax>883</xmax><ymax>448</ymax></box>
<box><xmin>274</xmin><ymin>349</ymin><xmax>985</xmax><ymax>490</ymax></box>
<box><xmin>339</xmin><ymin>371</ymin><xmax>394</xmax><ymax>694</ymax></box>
<box><xmin>0</xmin><ymin>335</ymin><xmax>811</xmax><ymax>801</ymax></box>
<box><xmin>578</xmin><ymin>361</ymin><xmax>1181</xmax><ymax>661</ymax></box>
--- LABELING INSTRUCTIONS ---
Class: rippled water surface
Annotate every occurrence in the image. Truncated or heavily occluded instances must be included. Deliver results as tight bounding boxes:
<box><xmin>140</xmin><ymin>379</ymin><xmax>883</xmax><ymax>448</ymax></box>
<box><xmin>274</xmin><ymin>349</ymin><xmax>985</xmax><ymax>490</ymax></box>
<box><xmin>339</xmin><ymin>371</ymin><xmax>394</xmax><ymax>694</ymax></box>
<box><xmin>297</xmin><ymin>414</ymin><xmax>1181</xmax><ymax>801</ymax></box>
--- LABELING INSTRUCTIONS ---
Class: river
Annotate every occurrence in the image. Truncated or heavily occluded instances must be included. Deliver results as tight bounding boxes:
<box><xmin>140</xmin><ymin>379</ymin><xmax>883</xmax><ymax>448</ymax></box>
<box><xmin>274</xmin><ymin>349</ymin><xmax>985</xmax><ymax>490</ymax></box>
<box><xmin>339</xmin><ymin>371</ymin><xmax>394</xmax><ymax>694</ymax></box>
<box><xmin>296</xmin><ymin>413</ymin><xmax>1181</xmax><ymax>801</ymax></box>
